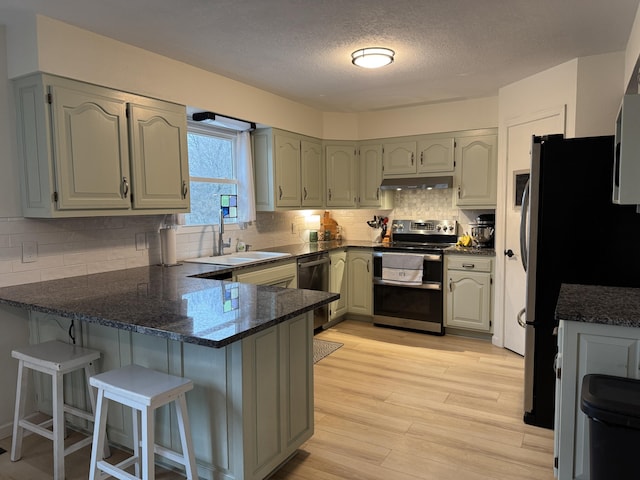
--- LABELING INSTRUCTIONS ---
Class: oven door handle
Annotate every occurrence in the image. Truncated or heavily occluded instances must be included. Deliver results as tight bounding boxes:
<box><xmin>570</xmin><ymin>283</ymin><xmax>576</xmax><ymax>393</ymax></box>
<box><xmin>372</xmin><ymin>251</ymin><xmax>442</xmax><ymax>262</ymax></box>
<box><xmin>374</xmin><ymin>278</ymin><xmax>442</xmax><ymax>290</ymax></box>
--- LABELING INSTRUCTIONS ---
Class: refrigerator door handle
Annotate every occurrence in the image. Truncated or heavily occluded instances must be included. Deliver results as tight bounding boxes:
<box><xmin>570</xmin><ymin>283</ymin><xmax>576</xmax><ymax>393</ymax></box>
<box><xmin>519</xmin><ymin>179</ymin><xmax>530</xmax><ymax>272</ymax></box>
<box><xmin>517</xmin><ymin>307</ymin><xmax>527</xmax><ymax>328</ymax></box>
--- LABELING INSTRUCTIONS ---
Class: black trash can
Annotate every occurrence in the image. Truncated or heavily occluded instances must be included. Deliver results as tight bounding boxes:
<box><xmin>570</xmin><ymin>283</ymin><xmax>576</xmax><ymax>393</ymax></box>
<box><xmin>580</xmin><ymin>374</ymin><xmax>640</xmax><ymax>480</ymax></box>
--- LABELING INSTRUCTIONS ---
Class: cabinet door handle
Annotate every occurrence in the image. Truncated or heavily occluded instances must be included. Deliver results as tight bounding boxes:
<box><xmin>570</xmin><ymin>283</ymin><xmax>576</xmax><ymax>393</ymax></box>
<box><xmin>376</xmin><ymin>188</ymin><xmax>380</xmax><ymax>200</ymax></box>
<box><xmin>279</xmin><ymin>186</ymin><xmax>283</xmax><ymax>200</ymax></box>
<box><xmin>457</xmin><ymin>185</ymin><xmax>461</xmax><ymax>198</ymax></box>
<box><xmin>411</xmin><ymin>152</ymin><xmax>414</xmax><ymax>165</ymax></box>
<box><xmin>367</xmin><ymin>260</ymin><xmax>370</xmax><ymax>273</ymax></box>
<box><xmin>328</xmin><ymin>188</ymin><xmax>332</xmax><ymax>201</ymax></box>
<box><xmin>303</xmin><ymin>187</ymin><xmax>307</xmax><ymax>200</ymax></box>
<box><xmin>462</xmin><ymin>263</ymin><xmax>475</xmax><ymax>269</ymax></box>
<box><xmin>122</xmin><ymin>177</ymin><xmax>129</xmax><ymax>198</ymax></box>
<box><xmin>449</xmin><ymin>278</ymin><xmax>452</xmax><ymax>292</ymax></box>
<box><xmin>182</xmin><ymin>180</ymin><xmax>188</xmax><ymax>199</ymax></box>
<box><xmin>420</xmin><ymin>151</ymin><xmax>424</xmax><ymax>165</ymax></box>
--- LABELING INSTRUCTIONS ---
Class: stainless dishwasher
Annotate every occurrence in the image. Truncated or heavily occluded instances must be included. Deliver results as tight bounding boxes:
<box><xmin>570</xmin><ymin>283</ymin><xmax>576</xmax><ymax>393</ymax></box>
<box><xmin>297</xmin><ymin>252</ymin><xmax>330</xmax><ymax>330</ymax></box>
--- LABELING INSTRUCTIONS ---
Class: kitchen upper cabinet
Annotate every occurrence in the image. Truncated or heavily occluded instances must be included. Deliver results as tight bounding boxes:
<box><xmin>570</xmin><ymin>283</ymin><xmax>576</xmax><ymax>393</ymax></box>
<box><xmin>326</xmin><ymin>143</ymin><xmax>357</xmax><ymax>208</ymax></box>
<box><xmin>358</xmin><ymin>143</ymin><xmax>385</xmax><ymax>208</ymax></box>
<box><xmin>347</xmin><ymin>250</ymin><xmax>373</xmax><ymax>316</ymax></box>
<box><xmin>382</xmin><ymin>141</ymin><xmax>416</xmax><ymax>176</ymax></box>
<box><xmin>252</xmin><ymin>129</ymin><xmax>323</xmax><ymax>211</ymax></box>
<box><xmin>417</xmin><ymin>137</ymin><xmax>455</xmax><ymax>173</ymax></box>
<box><xmin>329</xmin><ymin>249</ymin><xmax>348</xmax><ymax>321</ymax></box>
<box><xmin>13</xmin><ymin>74</ymin><xmax>190</xmax><ymax>217</ymax></box>
<box><xmin>128</xmin><ymin>102</ymin><xmax>190</xmax><ymax>210</ymax></box>
<box><xmin>300</xmin><ymin>140</ymin><xmax>324</xmax><ymax>207</ymax></box>
<box><xmin>275</xmin><ymin>133</ymin><xmax>302</xmax><ymax>207</ymax></box>
<box><xmin>445</xmin><ymin>255</ymin><xmax>493</xmax><ymax>332</ymax></box>
<box><xmin>454</xmin><ymin>134</ymin><xmax>498</xmax><ymax>208</ymax></box>
<box><xmin>555</xmin><ymin>320</ymin><xmax>640</xmax><ymax>480</ymax></box>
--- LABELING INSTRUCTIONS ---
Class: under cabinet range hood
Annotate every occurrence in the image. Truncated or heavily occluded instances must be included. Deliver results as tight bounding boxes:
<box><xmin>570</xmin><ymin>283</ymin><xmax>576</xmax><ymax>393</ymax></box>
<box><xmin>379</xmin><ymin>175</ymin><xmax>453</xmax><ymax>191</ymax></box>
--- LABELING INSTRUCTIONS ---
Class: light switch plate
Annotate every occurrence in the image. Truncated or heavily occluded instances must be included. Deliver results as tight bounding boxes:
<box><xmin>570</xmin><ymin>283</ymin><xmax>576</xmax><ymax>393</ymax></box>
<box><xmin>135</xmin><ymin>233</ymin><xmax>147</xmax><ymax>251</ymax></box>
<box><xmin>22</xmin><ymin>241</ymin><xmax>37</xmax><ymax>263</ymax></box>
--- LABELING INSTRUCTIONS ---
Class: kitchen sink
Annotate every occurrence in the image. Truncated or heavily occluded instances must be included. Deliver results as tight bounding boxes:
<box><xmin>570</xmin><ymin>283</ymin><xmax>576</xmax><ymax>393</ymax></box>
<box><xmin>184</xmin><ymin>251</ymin><xmax>291</xmax><ymax>266</ymax></box>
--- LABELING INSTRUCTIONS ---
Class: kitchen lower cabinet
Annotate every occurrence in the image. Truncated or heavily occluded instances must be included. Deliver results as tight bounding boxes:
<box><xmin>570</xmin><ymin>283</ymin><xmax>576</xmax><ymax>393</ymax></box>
<box><xmin>23</xmin><ymin>307</ymin><xmax>314</xmax><ymax>480</ymax></box>
<box><xmin>329</xmin><ymin>249</ymin><xmax>348</xmax><ymax>320</ymax></box>
<box><xmin>347</xmin><ymin>250</ymin><xmax>372</xmax><ymax>316</ymax></box>
<box><xmin>445</xmin><ymin>255</ymin><xmax>493</xmax><ymax>332</ymax></box>
<box><xmin>454</xmin><ymin>134</ymin><xmax>497</xmax><ymax>208</ymax></box>
<box><xmin>234</xmin><ymin>261</ymin><xmax>297</xmax><ymax>288</ymax></box>
<box><xmin>555</xmin><ymin>320</ymin><xmax>640</xmax><ymax>480</ymax></box>
<box><xmin>13</xmin><ymin>73</ymin><xmax>189</xmax><ymax>217</ymax></box>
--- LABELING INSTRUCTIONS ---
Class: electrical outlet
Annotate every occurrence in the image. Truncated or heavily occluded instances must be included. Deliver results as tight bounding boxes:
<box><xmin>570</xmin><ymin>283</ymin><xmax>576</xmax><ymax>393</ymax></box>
<box><xmin>135</xmin><ymin>232</ymin><xmax>147</xmax><ymax>251</ymax></box>
<box><xmin>22</xmin><ymin>241</ymin><xmax>37</xmax><ymax>263</ymax></box>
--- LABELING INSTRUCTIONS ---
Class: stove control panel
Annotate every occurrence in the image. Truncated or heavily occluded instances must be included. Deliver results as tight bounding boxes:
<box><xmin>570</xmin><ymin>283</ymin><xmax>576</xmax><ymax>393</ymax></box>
<box><xmin>392</xmin><ymin>219</ymin><xmax>458</xmax><ymax>235</ymax></box>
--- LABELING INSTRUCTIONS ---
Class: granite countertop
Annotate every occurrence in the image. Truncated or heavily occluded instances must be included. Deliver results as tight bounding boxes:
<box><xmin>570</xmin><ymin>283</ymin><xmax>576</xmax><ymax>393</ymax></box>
<box><xmin>0</xmin><ymin>263</ymin><xmax>338</xmax><ymax>348</ymax></box>
<box><xmin>555</xmin><ymin>284</ymin><xmax>640</xmax><ymax>328</ymax></box>
<box><xmin>444</xmin><ymin>246</ymin><xmax>496</xmax><ymax>256</ymax></box>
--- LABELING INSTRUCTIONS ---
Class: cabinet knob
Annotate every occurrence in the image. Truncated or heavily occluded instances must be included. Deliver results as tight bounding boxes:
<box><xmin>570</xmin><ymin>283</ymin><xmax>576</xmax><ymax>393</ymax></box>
<box><xmin>504</xmin><ymin>249</ymin><xmax>515</xmax><ymax>258</ymax></box>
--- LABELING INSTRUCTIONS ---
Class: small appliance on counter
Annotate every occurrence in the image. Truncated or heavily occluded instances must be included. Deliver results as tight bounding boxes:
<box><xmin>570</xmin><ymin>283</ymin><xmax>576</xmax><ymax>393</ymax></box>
<box><xmin>469</xmin><ymin>213</ymin><xmax>495</xmax><ymax>248</ymax></box>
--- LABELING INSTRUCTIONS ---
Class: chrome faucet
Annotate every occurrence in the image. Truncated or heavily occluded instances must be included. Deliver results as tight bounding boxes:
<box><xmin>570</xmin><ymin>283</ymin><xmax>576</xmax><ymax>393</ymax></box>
<box><xmin>217</xmin><ymin>208</ymin><xmax>231</xmax><ymax>256</ymax></box>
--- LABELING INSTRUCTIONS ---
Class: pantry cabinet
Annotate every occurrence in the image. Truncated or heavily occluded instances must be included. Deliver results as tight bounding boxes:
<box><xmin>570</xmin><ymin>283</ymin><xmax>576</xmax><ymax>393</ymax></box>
<box><xmin>326</xmin><ymin>143</ymin><xmax>358</xmax><ymax>208</ymax></box>
<box><xmin>252</xmin><ymin>129</ymin><xmax>323</xmax><ymax>210</ymax></box>
<box><xmin>347</xmin><ymin>250</ymin><xmax>373</xmax><ymax>316</ymax></box>
<box><xmin>14</xmin><ymin>74</ymin><xmax>189</xmax><ymax>217</ymax></box>
<box><xmin>555</xmin><ymin>320</ymin><xmax>640</xmax><ymax>480</ymax></box>
<box><xmin>454</xmin><ymin>134</ymin><xmax>497</xmax><ymax>208</ymax></box>
<box><xmin>445</xmin><ymin>255</ymin><xmax>493</xmax><ymax>332</ymax></box>
<box><xmin>329</xmin><ymin>249</ymin><xmax>348</xmax><ymax>321</ymax></box>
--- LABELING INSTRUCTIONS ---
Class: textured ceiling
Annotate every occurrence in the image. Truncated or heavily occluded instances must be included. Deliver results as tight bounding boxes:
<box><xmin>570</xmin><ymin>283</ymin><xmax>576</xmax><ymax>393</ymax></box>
<box><xmin>2</xmin><ymin>0</ymin><xmax>639</xmax><ymax>112</ymax></box>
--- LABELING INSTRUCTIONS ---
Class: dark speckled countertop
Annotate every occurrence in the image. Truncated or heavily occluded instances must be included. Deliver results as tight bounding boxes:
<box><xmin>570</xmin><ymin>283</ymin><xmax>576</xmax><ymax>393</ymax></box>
<box><xmin>555</xmin><ymin>284</ymin><xmax>640</xmax><ymax>328</ymax></box>
<box><xmin>0</xmin><ymin>263</ymin><xmax>338</xmax><ymax>348</ymax></box>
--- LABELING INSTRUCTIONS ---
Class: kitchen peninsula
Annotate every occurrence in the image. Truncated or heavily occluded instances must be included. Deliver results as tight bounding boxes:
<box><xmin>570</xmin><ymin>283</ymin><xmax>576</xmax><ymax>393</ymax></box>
<box><xmin>0</xmin><ymin>262</ymin><xmax>338</xmax><ymax>480</ymax></box>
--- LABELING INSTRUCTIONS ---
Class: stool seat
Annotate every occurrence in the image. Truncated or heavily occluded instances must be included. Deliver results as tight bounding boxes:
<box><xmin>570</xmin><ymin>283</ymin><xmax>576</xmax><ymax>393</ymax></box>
<box><xmin>11</xmin><ymin>340</ymin><xmax>107</xmax><ymax>480</ymax></box>
<box><xmin>89</xmin><ymin>364</ymin><xmax>198</xmax><ymax>480</ymax></box>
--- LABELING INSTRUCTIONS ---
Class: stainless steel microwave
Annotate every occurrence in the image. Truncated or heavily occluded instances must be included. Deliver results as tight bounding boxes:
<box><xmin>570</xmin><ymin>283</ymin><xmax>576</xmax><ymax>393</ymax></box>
<box><xmin>613</xmin><ymin>94</ymin><xmax>640</xmax><ymax>205</ymax></box>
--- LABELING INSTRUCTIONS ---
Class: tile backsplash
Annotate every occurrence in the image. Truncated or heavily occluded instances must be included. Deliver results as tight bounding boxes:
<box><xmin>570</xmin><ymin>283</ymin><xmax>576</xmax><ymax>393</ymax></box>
<box><xmin>0</xmin><ymin>188</ymin><xmax>494</xmax><ymax>287</ymax></box>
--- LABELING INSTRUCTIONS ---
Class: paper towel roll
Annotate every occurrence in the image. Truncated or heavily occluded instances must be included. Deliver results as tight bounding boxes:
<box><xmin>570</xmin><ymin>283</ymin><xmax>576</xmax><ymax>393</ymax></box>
<box><xmin>160</xmin><ymin>227</ymin><xmax>177</xmax><ymax>265</ymax></box>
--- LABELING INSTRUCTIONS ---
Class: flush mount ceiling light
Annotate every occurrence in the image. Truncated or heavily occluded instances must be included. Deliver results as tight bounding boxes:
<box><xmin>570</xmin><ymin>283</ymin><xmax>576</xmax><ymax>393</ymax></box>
<box><xmin>351</xmin><ymin>47</ymin><xmax>395</xmax><ymax>69</ymax></box>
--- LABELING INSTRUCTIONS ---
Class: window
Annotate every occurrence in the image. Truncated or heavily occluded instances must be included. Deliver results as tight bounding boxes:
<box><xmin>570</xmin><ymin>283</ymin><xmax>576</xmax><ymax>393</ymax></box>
<box><xmin>185</xmin><ymin>123</ymin><xmax>238</xmax><ymax>226</ymax></box>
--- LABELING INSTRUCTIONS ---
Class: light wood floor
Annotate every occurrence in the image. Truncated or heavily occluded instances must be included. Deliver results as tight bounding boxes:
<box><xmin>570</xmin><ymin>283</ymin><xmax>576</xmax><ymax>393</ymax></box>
<box><xmin>0</xmin><ymin>320</ymin><xmax>554</xmax><ymax>479</ymax></box>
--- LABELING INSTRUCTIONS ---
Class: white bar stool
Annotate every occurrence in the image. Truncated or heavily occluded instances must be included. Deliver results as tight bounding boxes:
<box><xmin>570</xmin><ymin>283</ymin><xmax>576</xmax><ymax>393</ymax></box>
<box><xmin>11</xmin><ymin>340</ymin><xmax>109</xmax><ymax>480</ymax></box>
<box><xmin>88</xmin><ymin>364</ymin><xmax>198</xmax><ymax>480</ymax></box>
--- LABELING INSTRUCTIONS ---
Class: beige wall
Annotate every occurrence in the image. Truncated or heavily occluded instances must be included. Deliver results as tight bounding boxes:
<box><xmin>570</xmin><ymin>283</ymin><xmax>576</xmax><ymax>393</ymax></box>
<box><xmin>625</xmin><ymin>4</ymin><xmax>640</xmax><ymax>91</ymax></box>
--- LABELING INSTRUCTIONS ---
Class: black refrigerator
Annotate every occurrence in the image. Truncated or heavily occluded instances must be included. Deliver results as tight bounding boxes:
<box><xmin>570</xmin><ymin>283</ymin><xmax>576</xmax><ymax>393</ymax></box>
<box><xmin>521</xmin><ymin>134</ymin><xmax>640</xmax><ymax>429</ymax></box>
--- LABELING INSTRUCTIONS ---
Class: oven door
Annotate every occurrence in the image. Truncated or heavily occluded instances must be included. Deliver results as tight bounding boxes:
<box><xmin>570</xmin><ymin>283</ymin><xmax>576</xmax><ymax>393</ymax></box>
<box><xmin>372</xmin><ymin>251</ymin><xmax>445</xmax><ymax>335</ymax></box>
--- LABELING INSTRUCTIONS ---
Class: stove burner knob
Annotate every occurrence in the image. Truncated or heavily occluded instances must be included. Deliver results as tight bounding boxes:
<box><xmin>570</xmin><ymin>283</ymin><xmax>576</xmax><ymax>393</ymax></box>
<box><xmin>436</xmin><ymin>226</ymin><xmax>442</xmax><ymax>231</ymax></box>
<box><xmin>448</xmin><ymin>226</ymin><xmax>454</xmax><ymax>231</ymax></box>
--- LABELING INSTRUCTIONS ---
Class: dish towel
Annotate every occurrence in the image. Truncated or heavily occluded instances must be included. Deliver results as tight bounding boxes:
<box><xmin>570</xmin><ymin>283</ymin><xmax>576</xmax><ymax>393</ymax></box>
<box><xmin>381</xmin><ymin>253</ymin><xmax>423</xmax><ymax>286</ymax></box>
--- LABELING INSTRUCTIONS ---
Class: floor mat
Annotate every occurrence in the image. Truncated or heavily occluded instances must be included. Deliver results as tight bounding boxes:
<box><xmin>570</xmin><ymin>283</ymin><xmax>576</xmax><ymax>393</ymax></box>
<box><xmin>313</xmin><ymin>339</ymin><xmax>343</xmax><ymax>363</ymax></box>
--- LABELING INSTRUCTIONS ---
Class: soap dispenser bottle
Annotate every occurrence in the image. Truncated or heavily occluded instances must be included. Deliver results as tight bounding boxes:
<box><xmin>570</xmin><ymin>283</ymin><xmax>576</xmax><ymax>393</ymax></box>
<box><xmin>236</xmin><ymin>238</ymin><xmax>246</xmax><ymax>252</ymax></box>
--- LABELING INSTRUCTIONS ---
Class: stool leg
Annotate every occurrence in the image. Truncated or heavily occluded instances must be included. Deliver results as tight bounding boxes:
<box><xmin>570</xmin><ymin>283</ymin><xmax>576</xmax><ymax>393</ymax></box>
<box><xmin>175</xmin><ymin>393</ymin><xmax>198</xmax><ymax>480</ymax></box>
<box><xmin>11</xmin><ymin>360</ymin><xmax>27</xmax><ymax>462</ymax></box>
<box><xmin>141</xmin><ymin>406</ymin><xmax>155</xmax><ymax>480</ymax></box>
<box><xmin>84</xmin><ymin>363</ymin><xmax>111</xmax><ymax>459</ymax></box>
<box><xmin>88</xmin><ymin>389</ymin><xmax>108</xmax><ymax>480</ymax></box>
<box><xmin>52</xmin><ymin>371</ymin><xmax>65</xmax><ymax>480</ymax></box>
<box><xmin>132</xmin><ymin>407</ymin><xmax>141</xmax><ymax>477</ymax></box>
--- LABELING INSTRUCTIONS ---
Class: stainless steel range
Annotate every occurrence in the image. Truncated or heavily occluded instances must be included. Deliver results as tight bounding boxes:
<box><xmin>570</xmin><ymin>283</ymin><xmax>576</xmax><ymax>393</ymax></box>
<box><xmin>373</xmin><ymin>219</ymin><xmax>458</xmax><ymax>335</ymax></box>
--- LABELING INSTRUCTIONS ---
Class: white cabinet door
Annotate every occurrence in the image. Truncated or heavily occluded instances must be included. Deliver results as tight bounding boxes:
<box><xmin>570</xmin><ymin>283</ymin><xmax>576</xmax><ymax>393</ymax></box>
<box><xmin>347</xmin><ymin>251</ymin><xmax>372</xmax><ymax>316</ymax></box>
<box><xmin>417</xmin><ymin>137</ymin><xmax>454</xmax><ymax>173</ymax></box>
<box><xmin>455</xmin><ymin>134</ymin><xmax>497</xmax><ymax>207</ymax></box>
<box><xmin>300</xmin><ymin>140</ymin><xmax>323</xmax><ymax>207</ymax></box>
<box><xmin>359</xmin><ymin>144</ymin><xmax>383</xmax><ymax>207</ymax></box>
<box><xmin>446</xmin><ymin>270</ymin><xmax>491</xmax><ymax>331</ymax></box>
<box><xmin>556</xmin><ymin>320</ymin><xmax>640</xmax><ymax>480</ymax></box>
<box><xmin>326</xmin><ymin>144</ymin><xmax>357</xmax><ymax>208</ymax></box>
<box><xmin>274</xmin><ymin>134</ymin><xmax>301</xmax><ymax>207</ymax></box>
<box><xmin>329</xmin><ymin>250</ymin><xmax>348</xmax><ymax>320</ymax></box>
<box><xmin>128</xmin><ymin>101</ymin><xmax>189</xmax><ymax>210</ymax></box>
<box><xmin>382</xmin><ymin>141</ymin><xmax>416</xmax><ymax>176</ymax></box>
<box><xmin>50</xmin><ymin>83</ymin><xmax>131</xmax><ymax>211</ymax></box>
